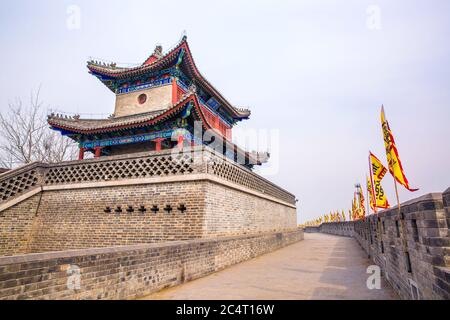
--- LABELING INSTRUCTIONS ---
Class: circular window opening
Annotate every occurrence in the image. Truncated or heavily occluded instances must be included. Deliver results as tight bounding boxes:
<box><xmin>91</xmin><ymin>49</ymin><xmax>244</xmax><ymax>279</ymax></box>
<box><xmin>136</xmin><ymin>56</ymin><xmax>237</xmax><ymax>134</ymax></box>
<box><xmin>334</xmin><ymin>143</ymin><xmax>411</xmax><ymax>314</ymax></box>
<box><xmin>138</xmin><ymin>93</ymin><xmax>147</xmax><ymax>104</ymax></box>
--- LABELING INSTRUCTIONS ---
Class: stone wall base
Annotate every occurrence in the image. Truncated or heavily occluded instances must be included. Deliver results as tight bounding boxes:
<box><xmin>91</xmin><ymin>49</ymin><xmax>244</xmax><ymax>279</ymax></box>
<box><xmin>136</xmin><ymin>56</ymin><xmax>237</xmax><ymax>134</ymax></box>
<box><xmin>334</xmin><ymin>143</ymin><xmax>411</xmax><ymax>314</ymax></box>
<box><xmin>304</xmin><ymin>188</ymin><xmax>450</xmax><ymax>300</ymax></box>
<box><xmin>0</xmin><ymin>229</ymin><xmax>304</xmax><ymax>300</ymax></box>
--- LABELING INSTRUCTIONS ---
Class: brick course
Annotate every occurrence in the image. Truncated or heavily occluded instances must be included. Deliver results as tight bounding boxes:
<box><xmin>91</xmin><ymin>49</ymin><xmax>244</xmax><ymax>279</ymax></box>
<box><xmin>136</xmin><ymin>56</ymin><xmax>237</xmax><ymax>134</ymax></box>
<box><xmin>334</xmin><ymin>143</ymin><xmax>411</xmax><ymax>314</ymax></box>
<box><xmin>305</xmin><ymin>188</ymin><xmax>450</xmax><ymax>300</ymax></box>
<box><xmin>0</xmin><ymin>194</ymin><xmax>41</xmax><ymax>256</ymax></box>
<box><xmin>0</xmin><ymin>147</ymin><xmax>297</xmax><ymax>256</ymax></box>
<box><xmin>0</xmin><ymin>229</ymin><xmax>304</xmax><ymax>300</ymax></box>
<box><xmin>0</xmin><ymin>147</ymin><xmax>300</xmax><ymax>300</ymax></box>
<box><xmin>1</xmin><ymin>177</ymin><xmax>296</xmax><ymax>256</ymax></box>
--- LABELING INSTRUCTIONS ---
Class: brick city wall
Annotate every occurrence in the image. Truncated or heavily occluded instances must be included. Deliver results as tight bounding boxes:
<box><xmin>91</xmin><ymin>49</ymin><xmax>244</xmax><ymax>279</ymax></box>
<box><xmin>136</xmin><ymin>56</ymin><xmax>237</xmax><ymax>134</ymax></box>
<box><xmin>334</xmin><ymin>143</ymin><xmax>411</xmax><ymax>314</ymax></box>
<box><xmin>0</xmin><ymin>194</ymin><xmax>41</xmax><ymax>256</ymax></box>
<box><xmin>305</xmin><ymin>188</ymin><xmax>450</xmax><ymax>300</ymax></box>
<box><xmin>0</xmin><ymin>179</ymin><xmax>297</xmax><ymax>256</ymax></box>
<box><xmin>203</xmin><ymin>181</ymin><xmax>297</xmax><ymax>237</ymax></box>
<box><xmin>318</xmin><ymin>222</ymin><xmax>354</xmax><ymax>237</ymax></box>
<box><xmin>0</xmin><ymin>147</ymin><xmax>297</xmax><ymax>257</ymax></box>
<box><xmin>0</xmin><ymin>229</ymin><xmax>304</xmax><ymax>300</ymax></box>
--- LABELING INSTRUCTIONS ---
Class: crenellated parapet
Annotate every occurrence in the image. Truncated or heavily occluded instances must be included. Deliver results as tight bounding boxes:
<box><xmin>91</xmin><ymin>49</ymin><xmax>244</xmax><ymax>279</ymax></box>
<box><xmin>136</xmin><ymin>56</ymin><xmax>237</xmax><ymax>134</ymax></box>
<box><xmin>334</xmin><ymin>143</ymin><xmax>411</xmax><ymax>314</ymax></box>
<box><xmin>0</xmin><ymin>146</ymin><xmax>294</xmax><ymax>210</ymax></box>
<box><xmin>305</xmin><ymin>190</ymin><xmax>450</xmax><ymax>300</ymax></box>
<box><xmin>0</xmin><ymin>146</ymin><xmax>297</xmax><ymax>257</ymax></box>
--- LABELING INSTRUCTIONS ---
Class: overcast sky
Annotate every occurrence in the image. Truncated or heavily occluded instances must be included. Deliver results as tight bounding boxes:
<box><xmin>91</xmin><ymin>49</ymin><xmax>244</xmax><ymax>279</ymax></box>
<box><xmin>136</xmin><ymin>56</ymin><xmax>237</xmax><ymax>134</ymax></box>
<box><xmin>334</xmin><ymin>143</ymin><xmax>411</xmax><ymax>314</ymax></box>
<box><xmin>1</xmin><ymin>0</ymin><xmax>449</xmax><ymax>223</ymax></box>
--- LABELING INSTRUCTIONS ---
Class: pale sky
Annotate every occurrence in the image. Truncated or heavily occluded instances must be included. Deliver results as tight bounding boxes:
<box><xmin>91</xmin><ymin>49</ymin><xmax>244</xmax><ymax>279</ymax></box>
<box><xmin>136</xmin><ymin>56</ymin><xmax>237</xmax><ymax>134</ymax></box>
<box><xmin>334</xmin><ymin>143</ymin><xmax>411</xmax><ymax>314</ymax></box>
<box><xmin>0</xmin><ymin>0</ymin><xmax>449</xmax><ymax>223</ymax></box>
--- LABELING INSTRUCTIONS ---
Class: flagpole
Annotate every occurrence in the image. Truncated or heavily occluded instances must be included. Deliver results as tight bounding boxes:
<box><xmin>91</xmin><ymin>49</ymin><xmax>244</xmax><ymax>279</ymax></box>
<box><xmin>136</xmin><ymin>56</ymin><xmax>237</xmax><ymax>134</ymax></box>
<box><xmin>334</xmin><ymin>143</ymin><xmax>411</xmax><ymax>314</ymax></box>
<box><xmin>366</xmin><ymin>181</ymin><xmax>370</xmax><ymax>217</ymax></box>
<box><xmin>365</xmin><ymin>178</ymin><xmax>373</xmax><ymax>258</ymax></box>
<box><xmin>392</xmin><ymin>159</ymin><xmax>410</xmax><ymax>269</ymax></box>
<box><xmin>393</xmin><ymin>177</ymin><xmax>401</xmax><ymax>212</ymax></box>
<box><xmin>382</xmin><ymin>105</ymin><xmax>411</xmax><ymax>268</ymax></box>
<box><xmin>364</xmin><ymin>182</ymin><xmax>373</xmax><ymax>258</ymax></box>
<box><xmin>368</xmin><ymin>152</ymin><xmax>377</xmax><ymax>215</ymax></box>
<box><xmin>370</xmin><ymin>155</ymin><xmax>383</xmax><ymax>254</ymax></box>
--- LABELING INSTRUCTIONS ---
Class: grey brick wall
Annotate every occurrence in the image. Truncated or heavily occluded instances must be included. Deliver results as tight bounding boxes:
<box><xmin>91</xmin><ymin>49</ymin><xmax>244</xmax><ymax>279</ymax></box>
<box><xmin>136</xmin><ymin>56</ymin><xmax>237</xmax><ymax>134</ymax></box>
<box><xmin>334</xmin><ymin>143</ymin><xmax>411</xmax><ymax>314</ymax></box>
<box><xmin>305</xmin><ymin>188</ymin><xmax>450</xmax><ymax>300</ymax></box>
<box><xmin>0</xmin><ymin>148</ymin><xmax>297</xmax><ymax>257</ymax></box>
<box><xmin>0</xmin><ymin>229</ymin><xmax>304</xmax><ymax>300</ymax></box>
<box><xmin>0</xmin><ymin>179</ymin><xmax>297</xmax><ymax>256</ymax></box>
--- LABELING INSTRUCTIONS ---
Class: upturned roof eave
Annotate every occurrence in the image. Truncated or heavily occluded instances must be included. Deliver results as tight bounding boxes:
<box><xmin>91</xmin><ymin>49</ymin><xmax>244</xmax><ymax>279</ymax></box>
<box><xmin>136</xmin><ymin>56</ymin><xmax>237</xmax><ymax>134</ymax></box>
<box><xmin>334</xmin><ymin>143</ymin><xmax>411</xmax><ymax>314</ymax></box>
<box><xmin>48</xmin><ymin>93</ymin><xmax>266</xmax><ymax>165</ymax></box>
<box><xmin>47</xmin><ymin>93</ymin><xmax>205</xmax><ymax>135</ymax></box>
<box><xmin>87</xmin><ymin>36</ymin><xmax>250</xmax><ymax>120</ymax></box>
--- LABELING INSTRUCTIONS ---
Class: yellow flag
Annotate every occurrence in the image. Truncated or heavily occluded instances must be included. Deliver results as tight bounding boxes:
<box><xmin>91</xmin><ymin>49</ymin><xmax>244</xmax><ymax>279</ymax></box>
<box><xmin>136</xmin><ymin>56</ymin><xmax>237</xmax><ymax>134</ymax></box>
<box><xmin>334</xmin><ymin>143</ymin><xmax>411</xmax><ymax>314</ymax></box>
<box><xmin>381</xmin><ymin>106</ymin><xmax>418</xmax><ymax>191</ymax></box>
<box><xmin>357</xmin><ymin>184</ymin><xmax>366</xmax><ymax>218</ymax></box>
<box><xmin>369</xmin><ymin>152</ymin><xmax>390</xmax><ymax>209</ymax></box>
<box><xmin>366</xmin><ymin>174</ymin><xmax>375</xmax><ymax>211</ymax></box>
<box><xmin>351</xmin><ymin>194</ymin><xmax>357</xmax><ymax>220</ymax></box>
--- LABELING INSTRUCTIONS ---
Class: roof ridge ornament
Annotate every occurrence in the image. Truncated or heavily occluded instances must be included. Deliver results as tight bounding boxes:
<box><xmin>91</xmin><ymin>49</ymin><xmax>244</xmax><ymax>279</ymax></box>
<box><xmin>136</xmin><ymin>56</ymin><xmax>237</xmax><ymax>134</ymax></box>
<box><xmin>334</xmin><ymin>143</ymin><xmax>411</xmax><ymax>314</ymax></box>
<box><xmin>249</xmin><ymin>151</ymin><xmax>270</xmax><ymax>164</ymax></box>
<box><xmin>175</xmin><ymin>48</ymin><xmax>185</xmax><ymax>68</ymax></box>
<box><xmin>154</xmin><ymin>44</ymin><xmax>163</xmax><ymax>58</ymax></box>
<box><xmin>87</xmin><ymin>35</ymin><xmax>251</xmax><ymax>121</ymax></box>
<box><xmin>187</xmin><ymin>82</ymin><xmax>197</xmax><ymax>94</ymax></box>
<box><xmin>142</xmin><ymin>44</ymin><xmax>164</xmax><ymax>65</ymax></box>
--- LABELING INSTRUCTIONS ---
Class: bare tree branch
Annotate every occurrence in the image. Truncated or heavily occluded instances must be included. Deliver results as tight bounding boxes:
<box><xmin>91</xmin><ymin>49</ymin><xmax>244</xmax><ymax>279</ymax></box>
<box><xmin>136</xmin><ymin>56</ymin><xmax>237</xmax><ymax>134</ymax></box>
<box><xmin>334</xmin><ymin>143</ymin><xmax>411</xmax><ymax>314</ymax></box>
<box><xmin>0</xmin><ymin>90</ymin><xmax>77</xmax><ymax>168</ymax></box>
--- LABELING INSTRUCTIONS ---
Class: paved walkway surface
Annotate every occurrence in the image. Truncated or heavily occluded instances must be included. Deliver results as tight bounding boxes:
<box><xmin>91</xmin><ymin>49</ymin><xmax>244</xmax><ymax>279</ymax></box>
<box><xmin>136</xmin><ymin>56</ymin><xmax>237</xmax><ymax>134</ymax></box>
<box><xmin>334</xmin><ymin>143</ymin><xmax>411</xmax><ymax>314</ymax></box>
<box><xmin>141</xmin><ymin>233</ymin><xmax>398</xmax><ymax>300</ymax></box>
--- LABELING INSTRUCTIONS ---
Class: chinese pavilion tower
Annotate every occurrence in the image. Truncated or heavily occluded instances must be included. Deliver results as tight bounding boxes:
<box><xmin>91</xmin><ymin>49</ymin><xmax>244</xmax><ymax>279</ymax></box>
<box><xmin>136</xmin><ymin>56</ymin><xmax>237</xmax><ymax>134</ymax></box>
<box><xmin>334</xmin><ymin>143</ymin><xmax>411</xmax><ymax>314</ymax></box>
<box><xmin>47</xmin><ymin>36</ymin><xmax>268</xmax><ymax>168</ymax></box>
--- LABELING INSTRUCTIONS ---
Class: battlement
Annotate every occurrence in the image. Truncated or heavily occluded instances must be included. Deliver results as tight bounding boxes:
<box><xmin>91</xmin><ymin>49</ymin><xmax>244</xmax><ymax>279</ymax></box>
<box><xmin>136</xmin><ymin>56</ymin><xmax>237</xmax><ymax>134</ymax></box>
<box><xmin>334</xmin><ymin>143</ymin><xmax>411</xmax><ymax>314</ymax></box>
<box><xmin>0</xmin><ymin>146</ymin><xmax>295</xmax><ymax>208</ymax></box>
<box><xmin>305</xmin><ymin>188</ymin><xmax>450</xmax><ymax>300</ymax></box>
<box><xmin>0</xmin><ymin>146</ymin><xmax>297</xmax><ymax>256</ymax></box>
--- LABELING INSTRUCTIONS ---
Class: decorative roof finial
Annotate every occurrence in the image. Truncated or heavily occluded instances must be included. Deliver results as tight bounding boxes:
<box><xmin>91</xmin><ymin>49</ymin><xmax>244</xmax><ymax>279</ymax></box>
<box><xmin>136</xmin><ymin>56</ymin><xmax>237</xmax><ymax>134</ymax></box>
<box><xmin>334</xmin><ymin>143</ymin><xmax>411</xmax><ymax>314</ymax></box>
<box><xmin>181</xmin><ymin>30</ymin><xmax>187</xmax><ymax>41</ymax></box>
<box><xmin>154</xmin><ymin>44</ymin><xmax>163</xmax><ymax>58</ymax></box>
<box><xmin>188</xmin><ymin>82</ymin><xmax>197</xmax><ymax>94</ymax></box>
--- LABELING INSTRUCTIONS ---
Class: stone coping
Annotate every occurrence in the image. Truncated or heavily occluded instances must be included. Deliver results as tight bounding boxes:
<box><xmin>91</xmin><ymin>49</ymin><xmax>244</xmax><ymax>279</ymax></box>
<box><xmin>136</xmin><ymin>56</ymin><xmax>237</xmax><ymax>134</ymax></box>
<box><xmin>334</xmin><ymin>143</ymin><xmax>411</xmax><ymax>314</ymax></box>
<box><xmin>0</xmin><ymin>161</ymin><xmax>42</xmax><ymax>180</ymax></box>
<box><xmin>384</xmin><ymin>192</ymin><xmax>443</xmax><ymax>208</ymax></box>
<box><xmin>368</xmin><ymin>191</ymin><xmax>445</xmax><ymax>218</ymax></box>
<box><xmin>0</xmin><ymin>172</ymin><xmax>296</xmax><ymax>213</ymax></box>
<box><xmin>44</xmin><ymin>146</ymin><xmax>296</xmax><ymax>199</ymax></box>
<box><xmin>0</xmin><ymin>146</ymin><xmax>296</xmax><ymax>207</ymax></box>
<box><xmin>0</xmin><ymin>229</ymin><xmax>302</xmax><ymax>265</ymax></box>
<box><xmin>304</xmin><ymin>189</ymin><xmax>448</xmax><ymax>230</ymax></box>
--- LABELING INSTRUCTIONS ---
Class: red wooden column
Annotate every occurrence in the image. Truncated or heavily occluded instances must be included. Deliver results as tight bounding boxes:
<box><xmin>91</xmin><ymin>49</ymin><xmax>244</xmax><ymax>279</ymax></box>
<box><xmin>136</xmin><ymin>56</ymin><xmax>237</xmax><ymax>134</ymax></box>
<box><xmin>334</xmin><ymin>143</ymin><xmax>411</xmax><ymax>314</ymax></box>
<box><xmin>94</xmin><ymin>147</ymin><xmax>102</xmax><ymax>158</ymax></box>
<box><xmin>171</xmin><ymin>77</ymin><xmax>178</xmax><ymax>104</ymax></box>
<box><xmin>226</xmin><ymin>128</ymin><xmax>232</xmax><ymax>141</ymax></box>
<box><xmin>78</xmin><ymin>147</ymin><xmax>85</xmax><ymax>160</ymax></box>
<box><xmin>177</xmin><ymin>135</ymin><xmax>184</xmax><ymax>150</ymax></box>
<box><xmin>214</xmin><ymin>114</ymin><xmax>220</xmax><ymax>129</ymax></box>
<box><xmin>154</xmin><ymin>138</ymin><xmax>164</xmax><ymax>151</ymax></box>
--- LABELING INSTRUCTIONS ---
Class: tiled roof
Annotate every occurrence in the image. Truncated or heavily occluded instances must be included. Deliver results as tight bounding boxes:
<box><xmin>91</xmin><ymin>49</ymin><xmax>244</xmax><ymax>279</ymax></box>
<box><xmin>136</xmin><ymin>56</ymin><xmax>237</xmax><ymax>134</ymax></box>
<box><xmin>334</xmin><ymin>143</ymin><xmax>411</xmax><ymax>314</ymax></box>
<box><xmin>48</xmin><ymin>94</ymin><xmax>195</xmax><ymax>134</ymax></box>
<box><xmin>87</xmin><ymin>36</ymin><xmax>250</xmax><ymax>120</ymax></box>
<box><xmin>48</xmin><ymin>110</ymin><xmax>164</xmax><ymax>132</ymax></box>
<box><xmin>48</xmin><ymin>93</ymin><xmax>268</xmax><ymax>165</ymax></box>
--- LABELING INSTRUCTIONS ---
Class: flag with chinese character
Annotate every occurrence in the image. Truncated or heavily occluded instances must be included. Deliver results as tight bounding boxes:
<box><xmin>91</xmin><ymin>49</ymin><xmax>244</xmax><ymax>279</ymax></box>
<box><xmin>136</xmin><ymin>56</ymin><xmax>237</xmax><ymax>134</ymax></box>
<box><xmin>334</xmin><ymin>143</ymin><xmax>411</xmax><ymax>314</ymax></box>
<box><xmin>369</xmin><ymin>152</ymin><xmax>390</xmax><ymax>209</ymax></box>
<box><xmin>366</xmin><ymin>174</ymin><xmax>375</xmax><ymax>211</ymax></box>
<box><xmin>357</xmin><ymin>184</ymin><xmax>366</xmax><ymax>218</ymax></box>
<box><xmin>381</xmin><ymin>106</ymin><xmax>418</xmax><ymax>191</ymax></box>
<box><xmin>351</xmin><ymin>194</ymin><xmax>357</xmax><ymax>220</ymax></box>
